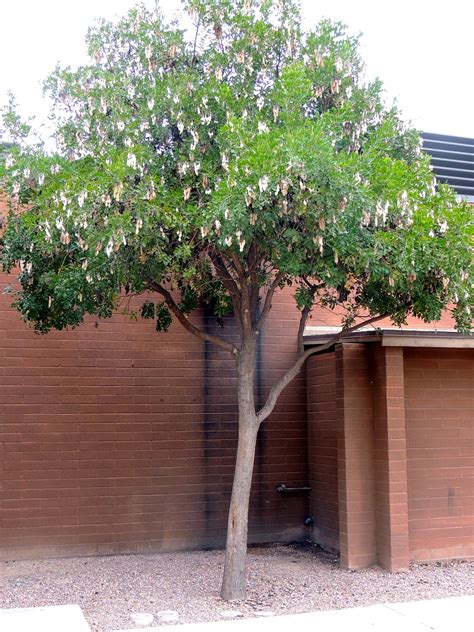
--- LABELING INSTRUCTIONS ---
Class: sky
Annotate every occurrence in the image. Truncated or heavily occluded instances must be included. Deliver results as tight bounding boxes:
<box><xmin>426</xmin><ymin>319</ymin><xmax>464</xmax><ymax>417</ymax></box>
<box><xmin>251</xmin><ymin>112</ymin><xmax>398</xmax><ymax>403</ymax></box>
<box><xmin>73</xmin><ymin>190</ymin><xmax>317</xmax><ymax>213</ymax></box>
<box><xmin>1</xmin><ymin>0</ymin><xmax>473</xmax><ymax>139</ymax></box>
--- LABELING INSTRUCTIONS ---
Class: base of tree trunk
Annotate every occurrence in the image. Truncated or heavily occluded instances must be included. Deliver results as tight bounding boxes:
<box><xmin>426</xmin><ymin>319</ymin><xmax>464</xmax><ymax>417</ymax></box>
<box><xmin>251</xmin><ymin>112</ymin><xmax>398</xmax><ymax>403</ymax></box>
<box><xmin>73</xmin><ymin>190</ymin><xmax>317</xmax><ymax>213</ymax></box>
<box><xmin>220</xmin><ymin>402</ymin><xmax>259</xmax><ymax>601</ymax></box>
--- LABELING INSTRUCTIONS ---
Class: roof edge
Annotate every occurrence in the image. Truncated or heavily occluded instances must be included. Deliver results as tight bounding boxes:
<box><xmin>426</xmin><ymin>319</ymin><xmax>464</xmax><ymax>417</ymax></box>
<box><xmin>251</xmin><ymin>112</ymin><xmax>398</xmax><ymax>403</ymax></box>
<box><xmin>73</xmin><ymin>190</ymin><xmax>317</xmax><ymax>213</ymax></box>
<box><xmin>303</xmin><ymin>328</ymin><xmax>473</xmax><ymax>349</ymax></box>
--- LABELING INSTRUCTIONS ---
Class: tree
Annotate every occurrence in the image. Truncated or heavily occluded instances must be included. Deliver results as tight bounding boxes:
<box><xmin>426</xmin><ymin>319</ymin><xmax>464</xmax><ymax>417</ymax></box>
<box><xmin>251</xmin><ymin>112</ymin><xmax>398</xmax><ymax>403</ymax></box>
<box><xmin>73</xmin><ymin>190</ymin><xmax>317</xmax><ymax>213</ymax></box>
<box><xmin>1</xmin><ymin>0</ymin><xmax>472</xmax><ymax>601</ymax></box>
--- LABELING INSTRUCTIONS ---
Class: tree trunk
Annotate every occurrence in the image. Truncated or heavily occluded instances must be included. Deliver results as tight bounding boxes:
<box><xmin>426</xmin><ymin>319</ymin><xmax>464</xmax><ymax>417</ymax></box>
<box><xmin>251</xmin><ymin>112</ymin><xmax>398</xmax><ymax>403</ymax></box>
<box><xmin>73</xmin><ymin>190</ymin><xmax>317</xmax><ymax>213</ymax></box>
<box><xmin>220</xmin><ymin>340</ymin><xmax>259</xmax><ymax>601</ymax></box>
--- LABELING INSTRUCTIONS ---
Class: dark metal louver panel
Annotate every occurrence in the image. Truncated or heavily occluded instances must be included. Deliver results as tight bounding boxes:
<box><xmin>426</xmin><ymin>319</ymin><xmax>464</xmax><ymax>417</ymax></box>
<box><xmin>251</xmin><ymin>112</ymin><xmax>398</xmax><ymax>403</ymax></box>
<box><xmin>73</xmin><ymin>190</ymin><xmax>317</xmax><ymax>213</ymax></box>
<box><xmin>421</xmin><ymin>132</ymin><xmax>474</xmax><ymax>199</ymax></box>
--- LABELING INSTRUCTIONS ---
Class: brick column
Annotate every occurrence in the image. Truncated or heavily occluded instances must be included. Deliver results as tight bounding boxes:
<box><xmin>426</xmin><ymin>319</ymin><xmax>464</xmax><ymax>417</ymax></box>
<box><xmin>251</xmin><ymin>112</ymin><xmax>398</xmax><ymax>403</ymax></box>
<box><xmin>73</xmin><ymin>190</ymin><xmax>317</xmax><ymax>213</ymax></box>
<box><xmin>373</xmin><ymin>346</ymin><xmax>410</xmax><ymax>571</ymax></box>
<box><xmin>336</xmin><ymin>343</ymin><xmax>376</xmax><ymax>569</ymax></box>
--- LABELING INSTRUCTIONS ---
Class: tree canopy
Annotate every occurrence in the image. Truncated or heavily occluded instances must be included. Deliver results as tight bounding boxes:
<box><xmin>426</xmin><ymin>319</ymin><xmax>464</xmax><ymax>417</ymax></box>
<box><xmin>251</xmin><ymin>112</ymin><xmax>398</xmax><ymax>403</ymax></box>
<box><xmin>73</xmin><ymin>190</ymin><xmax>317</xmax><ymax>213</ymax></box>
<box><xmin>1</xmin><ymin>0</ymin><xmax>472</xmax><ymax>339</ymax></box>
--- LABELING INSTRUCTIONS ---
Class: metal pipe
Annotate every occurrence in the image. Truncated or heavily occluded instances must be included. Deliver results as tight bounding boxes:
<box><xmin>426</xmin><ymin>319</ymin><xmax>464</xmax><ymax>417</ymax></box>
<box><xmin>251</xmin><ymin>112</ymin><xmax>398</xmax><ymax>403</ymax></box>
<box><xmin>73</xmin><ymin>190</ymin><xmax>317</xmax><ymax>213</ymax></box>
<box><xmin>276</xmin><ymin>483</ymin><xmax>311</xmax><ymax>493</ymax></box>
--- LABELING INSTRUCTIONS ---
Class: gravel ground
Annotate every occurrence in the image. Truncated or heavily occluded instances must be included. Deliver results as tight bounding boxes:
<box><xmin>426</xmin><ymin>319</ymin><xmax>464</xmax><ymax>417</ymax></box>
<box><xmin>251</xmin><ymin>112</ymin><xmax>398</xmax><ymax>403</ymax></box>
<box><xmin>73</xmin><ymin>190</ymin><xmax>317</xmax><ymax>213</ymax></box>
<box><xmin>1</xmin><ymin>544</ymin><xmax>473</xmax><ymax>631</ymax></box>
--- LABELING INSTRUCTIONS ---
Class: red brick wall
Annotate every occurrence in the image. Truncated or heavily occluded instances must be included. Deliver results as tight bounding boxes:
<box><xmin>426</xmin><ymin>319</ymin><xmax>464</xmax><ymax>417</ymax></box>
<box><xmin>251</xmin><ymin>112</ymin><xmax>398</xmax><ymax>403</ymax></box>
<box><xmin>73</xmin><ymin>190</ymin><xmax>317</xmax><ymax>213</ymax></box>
<box><xmin>0</xmin><ymin>268</ymin><xmax>308</xmax><ymax>560</ymax></box>
<box><xmin>405</xmin><ymin>348</ymin><xmax>474</xmax><ymax>561</ymax></box>
<box><xmin>306</xmin><ymin>352</ymin><xmax>339</xmax><ymax>552</ymax></box>
<box><xmin>304</xmin><ymin>302</ymin><xmax>457</xmax><ymax>330</ymax></box>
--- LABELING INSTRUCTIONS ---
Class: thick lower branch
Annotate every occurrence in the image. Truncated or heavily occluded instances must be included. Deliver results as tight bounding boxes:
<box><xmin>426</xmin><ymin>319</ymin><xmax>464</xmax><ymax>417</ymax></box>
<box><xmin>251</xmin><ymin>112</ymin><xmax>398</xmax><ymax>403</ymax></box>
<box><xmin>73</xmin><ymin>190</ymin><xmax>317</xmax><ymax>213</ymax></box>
<box><xmin>149</xmin><ymin>281</ymin><xmax>239</xmax><ymax>358</ymax></box>
<box><xmin>257</xmin><ymin>313</ymin><xmax>389</xmax><ymax>423</ymax></box>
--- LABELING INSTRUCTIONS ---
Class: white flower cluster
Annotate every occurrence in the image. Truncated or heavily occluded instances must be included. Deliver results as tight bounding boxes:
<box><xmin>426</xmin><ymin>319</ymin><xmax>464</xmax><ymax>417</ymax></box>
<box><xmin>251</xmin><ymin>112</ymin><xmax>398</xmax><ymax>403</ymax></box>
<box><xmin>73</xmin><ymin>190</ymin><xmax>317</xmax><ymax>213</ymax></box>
<box><xmin>127</xmin><ymin>153</ymin><xmax>137</xmax><ymax>169</ymax></box>
<box><xmin>360</xmin><ymin>200</ymin><xmax>390</xmax><ymax>228</ymax></box>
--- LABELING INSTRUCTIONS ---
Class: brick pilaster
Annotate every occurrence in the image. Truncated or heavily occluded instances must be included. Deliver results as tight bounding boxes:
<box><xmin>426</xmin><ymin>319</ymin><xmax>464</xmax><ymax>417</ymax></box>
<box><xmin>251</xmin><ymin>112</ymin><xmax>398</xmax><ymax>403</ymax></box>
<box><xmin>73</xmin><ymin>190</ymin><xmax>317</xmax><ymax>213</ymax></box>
<box><xmin>336</xmin><ymin>343</ymin><xmax>376</xmax><ymax>569</ymax></box>
<box><xmin>373</xmin><ymin>346</ymin><xmax>410</xmax><ymax>571</ymax></box>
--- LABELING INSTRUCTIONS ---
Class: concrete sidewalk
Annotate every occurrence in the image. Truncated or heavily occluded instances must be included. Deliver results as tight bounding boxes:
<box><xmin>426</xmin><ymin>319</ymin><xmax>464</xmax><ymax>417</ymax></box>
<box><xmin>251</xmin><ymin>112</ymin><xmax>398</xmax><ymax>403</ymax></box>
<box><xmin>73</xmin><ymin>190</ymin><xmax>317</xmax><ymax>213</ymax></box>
<box><xmin>113</xmin><ymin>595</ymin><xmax>474</xmax><ymax>632</ymax></box>
<box><xmin>1</xmin><ymin>595</ymin><xmax>472</xmax><ymax>631</ymax></box>
<box><xmin>0</xmin><ymin>604</ymin><xmax>90</xmax><ymax>632</ymax></box>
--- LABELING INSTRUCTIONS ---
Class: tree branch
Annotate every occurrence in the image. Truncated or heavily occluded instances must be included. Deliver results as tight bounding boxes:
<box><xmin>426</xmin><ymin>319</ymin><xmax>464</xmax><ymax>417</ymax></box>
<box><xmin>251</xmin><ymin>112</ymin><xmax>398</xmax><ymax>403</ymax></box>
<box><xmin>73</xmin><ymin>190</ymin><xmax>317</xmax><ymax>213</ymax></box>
<box><xmin>256</xmin><ymin>312</ymin><xmax>389</xmax><ymax>423</ymax></box>
<box><xmin>248</xmin><ymin>241</ymin><xmax>260</xmax><ymax>323</ymax></box>
<box><xmin>208</xmin><ymin>251</ymin><xmax>244</xmax><ymax>333</ymax></box>
<box><xmin>149</xmin><ymin>280</ymin><xmax>239</xmax><ymax>358</ymax></box>
<box><xmin>208</xmin><ymin>251</ymin><xmax>241</xmax><ymax>299</ymax></box>
<box><xmin>297</xmin><ymin>304</ymin><xmax>312</xmax><ymax>355</ymax></box>
<box><xmin>256</xmin><ymin>271</ymin><xmax>285</xmax><ymax>331</ymax></box>
<box><xmin>192</xmin><ymin>15</ymin><xmax>201</xmax><ymax>64</ymax></box>
<box><xmin>230</xmin><ymin>252</ymin><xmax>253</xmax><ymax>331</ymax></box>
<box><xmin>230</xmin><ymin>252</ymin><xmax>247</xmax><ymax>284</ymax></box>
<box><xmin>296</xmin><ymin>282</ymin><xmax>326</xmax><ymax>354</ymax></box>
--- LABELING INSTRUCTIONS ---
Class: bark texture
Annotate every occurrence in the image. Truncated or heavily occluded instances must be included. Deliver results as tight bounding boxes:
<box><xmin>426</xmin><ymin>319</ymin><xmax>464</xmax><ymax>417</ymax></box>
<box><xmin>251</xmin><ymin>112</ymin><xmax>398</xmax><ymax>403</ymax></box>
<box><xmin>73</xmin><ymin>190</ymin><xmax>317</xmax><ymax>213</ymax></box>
<box><xmin>220</xmin><ymin>338</ymin><xmax>260</xmax><ymax>601</ymax></box>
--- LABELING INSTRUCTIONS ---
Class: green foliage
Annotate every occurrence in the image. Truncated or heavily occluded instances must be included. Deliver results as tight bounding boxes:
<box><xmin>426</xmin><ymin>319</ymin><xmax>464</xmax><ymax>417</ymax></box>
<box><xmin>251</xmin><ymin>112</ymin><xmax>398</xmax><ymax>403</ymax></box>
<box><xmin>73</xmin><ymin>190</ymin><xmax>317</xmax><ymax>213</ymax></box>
<box><xmin>179</xmin><ymin>286</ymin><xmax>199</xmax><ymax>314</ymax></box>
<box><xmin>155</xmin><ymin>302</ymin><xmax>172</xmax><ymax>331</ymax></box>
<box><xmin>202</xmin><ymin>279</ymin><xmax>234</xmax><ymax>317</ymax></box>
<box><xmin>0</xmin><ymin>0</ymin><xmax>472</xmax><ymax>336</ymax></box>
<box><xmin>140</xmin><ymin>300</ymin><xmax>155</xmax><ymax>319</ymax></box>
<box><xmin>295</xmin><ymin>285</ymin><xmax>315</xmax><ymax>311</ymax></box>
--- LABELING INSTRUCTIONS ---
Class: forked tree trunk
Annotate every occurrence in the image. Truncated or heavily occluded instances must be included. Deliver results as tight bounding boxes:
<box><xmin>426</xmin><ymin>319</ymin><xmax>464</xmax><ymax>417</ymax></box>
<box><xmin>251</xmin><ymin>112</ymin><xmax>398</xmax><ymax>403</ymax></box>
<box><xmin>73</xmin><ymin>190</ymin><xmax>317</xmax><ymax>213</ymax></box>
<box><xmin>217</xmin><ymin>307</ymin><xmax>389</xmax><ymax>600</ymax></box>
<box><xmin>220</xmin><ymin>340</ymin><xmax>259</xmax><ymax>601</ymax></box>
